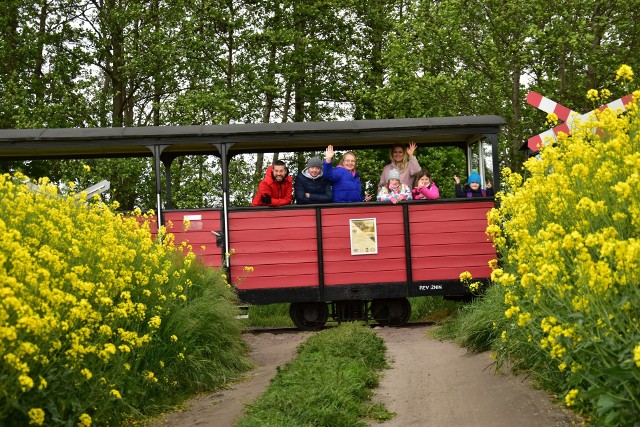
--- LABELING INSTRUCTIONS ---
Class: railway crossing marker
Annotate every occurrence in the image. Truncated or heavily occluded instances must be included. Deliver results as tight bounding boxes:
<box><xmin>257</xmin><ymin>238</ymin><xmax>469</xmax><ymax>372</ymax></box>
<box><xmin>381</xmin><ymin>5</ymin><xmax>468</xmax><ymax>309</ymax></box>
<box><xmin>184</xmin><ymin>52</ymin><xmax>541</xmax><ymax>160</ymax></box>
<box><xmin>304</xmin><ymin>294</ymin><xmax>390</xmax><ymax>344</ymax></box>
<box><xmin>526</xmin><ymin>91</ymin><xmax>634</xmax><ymax>152</ymax></box>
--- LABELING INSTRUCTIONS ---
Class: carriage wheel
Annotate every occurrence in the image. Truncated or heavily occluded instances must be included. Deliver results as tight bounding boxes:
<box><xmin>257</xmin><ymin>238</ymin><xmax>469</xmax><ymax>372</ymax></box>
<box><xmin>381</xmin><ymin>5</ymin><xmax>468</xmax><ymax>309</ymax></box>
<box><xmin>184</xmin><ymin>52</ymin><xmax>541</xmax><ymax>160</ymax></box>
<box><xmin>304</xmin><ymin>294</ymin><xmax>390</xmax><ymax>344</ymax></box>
<box><xmin>371</xmin><ymin>298</ymin><xmax>411</xmax><ymax>326</ymax></box>
<box><xmin>289</xmin><ymin>302</ymin><xmax>329</xmax><ymax>331</ymax></box>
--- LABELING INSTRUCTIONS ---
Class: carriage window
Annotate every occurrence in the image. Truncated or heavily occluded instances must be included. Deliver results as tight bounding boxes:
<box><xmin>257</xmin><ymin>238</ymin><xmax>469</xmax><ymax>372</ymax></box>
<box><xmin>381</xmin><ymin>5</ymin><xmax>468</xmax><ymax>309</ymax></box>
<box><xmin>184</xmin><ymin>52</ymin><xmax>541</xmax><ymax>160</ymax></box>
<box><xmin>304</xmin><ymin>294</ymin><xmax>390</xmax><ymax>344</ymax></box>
<box><xmin>167</xmin><ymin>155</ymin><xmax>222</xmax><ymax>209</ymax></box>
<box><xmin>467</xmin><ymin>138</ymin><xmax>493</xmax><ymax>187</ymax></box>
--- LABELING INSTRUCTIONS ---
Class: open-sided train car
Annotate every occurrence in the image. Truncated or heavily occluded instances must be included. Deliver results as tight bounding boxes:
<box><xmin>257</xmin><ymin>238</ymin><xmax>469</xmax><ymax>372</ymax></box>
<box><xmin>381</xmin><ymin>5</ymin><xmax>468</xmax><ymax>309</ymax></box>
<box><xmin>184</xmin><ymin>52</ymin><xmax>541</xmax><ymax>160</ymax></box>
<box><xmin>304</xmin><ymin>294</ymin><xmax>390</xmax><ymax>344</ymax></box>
<box><xmin>0</xmin><ymin>116</ymin><xmax>505</xmax><ymax>329</ymax></box>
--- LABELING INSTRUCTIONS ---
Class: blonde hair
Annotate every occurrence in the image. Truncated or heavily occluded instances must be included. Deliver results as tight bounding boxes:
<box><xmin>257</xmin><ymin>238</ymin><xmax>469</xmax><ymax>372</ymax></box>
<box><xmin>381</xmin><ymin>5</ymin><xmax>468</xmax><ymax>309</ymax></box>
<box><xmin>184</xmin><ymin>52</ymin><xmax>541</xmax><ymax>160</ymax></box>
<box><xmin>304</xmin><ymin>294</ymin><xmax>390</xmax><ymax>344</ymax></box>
<box><xmin>340</xmin><ymin>151</ymin><xmax>357</xmax><ymax>166</ymax></box>
<box><xmin>390</xmin><ymin>144</ymin><xmax>409</xmax><ymax>171</ymax></box>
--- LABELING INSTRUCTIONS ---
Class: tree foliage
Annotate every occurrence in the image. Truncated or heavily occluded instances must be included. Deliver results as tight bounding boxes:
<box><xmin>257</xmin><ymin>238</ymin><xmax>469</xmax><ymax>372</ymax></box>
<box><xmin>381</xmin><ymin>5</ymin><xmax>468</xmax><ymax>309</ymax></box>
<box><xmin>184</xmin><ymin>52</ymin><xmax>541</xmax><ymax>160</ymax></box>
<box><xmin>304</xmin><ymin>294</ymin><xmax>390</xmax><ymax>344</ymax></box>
<box><xmin>2</xmin><ymin>0</ymin><xmax>640</xmax><ymax>206</ymax></box>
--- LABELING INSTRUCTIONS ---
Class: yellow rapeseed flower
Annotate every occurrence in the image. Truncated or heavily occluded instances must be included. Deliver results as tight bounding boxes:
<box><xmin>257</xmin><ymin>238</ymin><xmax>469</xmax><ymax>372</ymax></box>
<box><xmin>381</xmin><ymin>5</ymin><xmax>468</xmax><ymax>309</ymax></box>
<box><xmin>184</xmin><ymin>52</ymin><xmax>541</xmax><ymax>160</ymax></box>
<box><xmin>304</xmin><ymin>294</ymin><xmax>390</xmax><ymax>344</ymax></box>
<box><xmin>148</xmin><ymin>316</ymin><xmax>161</xmax><ymax>329</ymax></box>
<box><xmin>616</xmin><ymin>64</ymin><xmax>634</xmax><ymax>82</ymax></box>
<box><xmin>634</xmin><ymin>343</ymin><xmax>640</xmax><ymax>368</ymax></box>
<box><xmin>565</xmin><ymin>389</ymin><xmax>579</xmax><ymax>407</ymax></box>
<box><xmin>78</xmin><ymin>413</ymin><xmax>92</xmax><ymax>426</ymax></box>
<box><xmin>28</xmin><ymin>408</ymin><xmax>45</xmax><ymax>425</ymax></box>
<box><xmin>586</xmin><ymin>89</ymin><xmax>599</xmax><ymax>102</ymax></box>
<box><xmin>80</xmin><ymin>368</ymin><xmax>92</xmax><ymax>380</ymax></box>
<box><xmin>19</xmin><ymin>374</ymin><xmax>34</xmax><ymax>392</ymax></box>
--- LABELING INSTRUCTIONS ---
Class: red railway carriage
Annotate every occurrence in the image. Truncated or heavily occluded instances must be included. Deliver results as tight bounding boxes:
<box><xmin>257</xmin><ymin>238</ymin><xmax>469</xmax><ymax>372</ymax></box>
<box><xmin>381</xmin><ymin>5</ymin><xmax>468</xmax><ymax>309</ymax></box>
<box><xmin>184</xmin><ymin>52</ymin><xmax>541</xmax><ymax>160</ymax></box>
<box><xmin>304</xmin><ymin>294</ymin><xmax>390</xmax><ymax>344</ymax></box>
<box><xmin>0</xmin><ymin>116</ymin><xmax>505</xmax><ymax>330</ymax></box>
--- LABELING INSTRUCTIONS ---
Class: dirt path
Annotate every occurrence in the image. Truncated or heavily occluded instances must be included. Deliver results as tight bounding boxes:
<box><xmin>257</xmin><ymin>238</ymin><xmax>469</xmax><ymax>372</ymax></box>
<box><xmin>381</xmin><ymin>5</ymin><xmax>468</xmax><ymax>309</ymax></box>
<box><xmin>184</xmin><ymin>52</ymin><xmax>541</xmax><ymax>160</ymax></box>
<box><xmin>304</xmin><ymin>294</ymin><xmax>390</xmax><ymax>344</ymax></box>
<box><xmin>368</xmin><ymin>325</ymin><xmax>583</xmax><ymax>427</ymax></box>
<box><xmin>150</xmin><ymin>330</ymin><xmax>311</xmax><ymax>427</ymax></box>
<box><xmin>150</xmin><ymin>325</ymin><xmax>582</xmax><ymax>427</ymax></box>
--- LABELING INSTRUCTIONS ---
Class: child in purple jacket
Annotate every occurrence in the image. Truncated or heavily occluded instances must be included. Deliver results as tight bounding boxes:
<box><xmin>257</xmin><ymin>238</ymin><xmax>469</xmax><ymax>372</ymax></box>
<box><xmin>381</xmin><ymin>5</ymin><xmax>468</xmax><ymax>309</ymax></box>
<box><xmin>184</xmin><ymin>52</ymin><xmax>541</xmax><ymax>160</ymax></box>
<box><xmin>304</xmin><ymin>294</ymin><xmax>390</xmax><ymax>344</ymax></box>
<box><xmin>411</xmin><ymin>170</ymin><xmax>440</xmax><ymax>200</ymax></box>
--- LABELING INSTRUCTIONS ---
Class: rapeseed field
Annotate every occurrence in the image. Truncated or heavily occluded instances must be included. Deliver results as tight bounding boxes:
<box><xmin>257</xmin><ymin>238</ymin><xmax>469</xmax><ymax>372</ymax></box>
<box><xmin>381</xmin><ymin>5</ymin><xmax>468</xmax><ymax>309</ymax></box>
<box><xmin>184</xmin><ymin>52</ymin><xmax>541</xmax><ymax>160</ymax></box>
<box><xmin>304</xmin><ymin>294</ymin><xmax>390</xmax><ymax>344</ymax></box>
<box><xmin>483</xmin><ymin>66</ymin><xmax>640</xmax><ymax>424</ymax></box>
<box><xmin>0</xmin><ymin>174</ymin><xmax>250</xmax><ymax>426</ymax></box>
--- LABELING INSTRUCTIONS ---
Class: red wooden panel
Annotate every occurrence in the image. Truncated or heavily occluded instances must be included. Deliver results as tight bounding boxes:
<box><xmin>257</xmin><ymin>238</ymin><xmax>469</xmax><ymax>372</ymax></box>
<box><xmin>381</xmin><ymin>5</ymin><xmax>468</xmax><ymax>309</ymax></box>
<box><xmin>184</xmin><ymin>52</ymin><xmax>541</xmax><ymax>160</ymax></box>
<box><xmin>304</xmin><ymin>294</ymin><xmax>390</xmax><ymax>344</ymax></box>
<box><xmin>229</xmin><ymin>209</ymin><xmax>316</xmax><ymax>220</ymax></box>
<box><xmin>410</xmin><ymin>242</ymin><xmax>495</xmax><ymax>257</ymax></box>
<box><xmin>411</xmin><ymin>231</ymin><xmax>490</xmax><ymax>245</ymax></box>
<box><xmin>323</xmin><ymin>258</ymin><xmax>408</xmax><ymax>276</ymax></box>
<box><xmin>409</xmin><ymin>219</ymin><xmax>489</xmax><ymax>234</ymax></box>
<box><xmin>322</xmin><ymin>205</ymin><xmax>403</xmax><ymax>216</ymax></box>
<box><xmin>134</xmin><ymin>216</ymin><xmax>158</xmax><ymax>235</ymax></box>
<box><xmin>197</xmin><ymin>254</ymin><xmax>223</xmax><ymax>268</ymax></box>
<box><xmin>160</xmin><ymin>210</ymin><xmax>223</xmax><ymax>268</ymax></box>
<box><xmin>235</xmin><ymin>273</ymin><xmax>318</xmax><ymax>289</ymax></box>
<box><xmin>321</xmin><ymin>208</ymin><xmax>404</xmax><ymax>227</ymax></box>
<box><xmin>322</xmin><ymin>234</ymin><xmax>406</xmax><ymax>250</ymax></box>
<box><xmin>228</xmin><ymin>209</ymin><xmax>320</xmax><ymax>289</ymax></box>
<box><xmin>413</xmin><ymin>265</ymin><xmax>492</xmax><ymax>281</ymax></box>
<box><xmin>324</xmin><ymin>270</ymin><xmax>405</xmax><ymax>286</ymax></box>
<box><xmin>321</xmin><ymin>222</ymin><xmax>405</xmax><ymax>238</ymax></box>
<box><xmin>410</xmin><ymin>208</ymin><xmax>490</xmax><ymax>223</ymax></box>
<box><xmin>229</xmin><ymin>210</ymin><xmax>316</xmax><ymax>231</ymax></box>
<box><xmin>412</xmin><ymin>254</ymin><xmax>493</xmax><ymax>270</ymax></box>
<box><xmin>322</xmin><ymin>248</ymin><xmax>405</xmax><ymax>262</ymax></box>
<box><xmin>230</xmin><ymin>227</ymin><xmax>317</xmax><ymax>243</ymax></box>
<box><xmin>232</xmin><ymin>262</ymin><xmax>318</xmax><ymax>278</ymax></box>
<box><xmin>231</xmin><ymin>250</ymin><xmax>317</xmax><ymax>265</ymax></box>
<box><xmin>409</xmin><ymin>201</ymin><xmax>494</xmax><ymax>213</ymax></box>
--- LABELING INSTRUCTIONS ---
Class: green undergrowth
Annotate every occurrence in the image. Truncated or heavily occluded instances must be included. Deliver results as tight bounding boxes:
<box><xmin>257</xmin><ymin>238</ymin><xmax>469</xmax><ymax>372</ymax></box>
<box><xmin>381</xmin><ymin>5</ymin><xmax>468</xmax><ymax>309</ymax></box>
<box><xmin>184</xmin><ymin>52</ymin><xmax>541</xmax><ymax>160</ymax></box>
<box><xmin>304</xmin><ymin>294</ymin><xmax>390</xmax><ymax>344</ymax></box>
<box><xmin>244</xmin><ymin>303</ymin><xmax>293</xmax><ymax>328</ymax></box>
<box><xmin>236</xmin><ymin>322</ymin><xmax>394</xmax><ymax>427</ymax></box>
<box><xmin>243</xmin><ymin>297</ymin><xmax>464</xmax><ymax>329</ymax></box>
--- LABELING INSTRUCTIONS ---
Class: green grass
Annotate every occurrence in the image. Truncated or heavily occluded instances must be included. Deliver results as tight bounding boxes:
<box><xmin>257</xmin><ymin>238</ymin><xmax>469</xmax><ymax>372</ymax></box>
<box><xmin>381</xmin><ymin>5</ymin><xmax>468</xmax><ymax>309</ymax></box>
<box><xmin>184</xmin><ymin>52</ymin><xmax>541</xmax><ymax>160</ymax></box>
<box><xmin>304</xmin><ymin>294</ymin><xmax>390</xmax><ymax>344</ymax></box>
<box><xmin>243</xmin><ymin>297</ymin><xmax>465</xmax><ymax>329</ymax></box>
<box><xmin>409</xmin><ymin>296</ymin><xmax>466</xmax><ymax>323</ymax></box>
<box><xmin>236</xmin><ymin>323</ymin><xmax>394</xmax><ymax>427</ymax></box>
<box><xmin>244</xmin><ymin>303</ymin><xmax>293</xmax><ymax>328</ymax></box>
<box><xmin>430</xmin><ymin>287</ymin><xmax>504</xmax><ymax>352</ymax></box>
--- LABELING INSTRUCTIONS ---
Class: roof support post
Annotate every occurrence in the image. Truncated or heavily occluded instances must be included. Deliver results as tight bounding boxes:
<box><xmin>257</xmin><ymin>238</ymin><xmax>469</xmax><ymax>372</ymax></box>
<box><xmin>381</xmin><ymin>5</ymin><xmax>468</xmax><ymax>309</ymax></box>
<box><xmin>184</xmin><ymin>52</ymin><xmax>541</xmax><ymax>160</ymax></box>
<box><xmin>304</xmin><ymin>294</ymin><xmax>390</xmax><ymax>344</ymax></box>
<box><xmin>212</xmin><ymin>143</ymin><xmax>231</xmax><ymax>267</ymax></box>
<box><xmin>147</xmin><ymin>145</ymin><xmax>169</xmax><ymax>230</ymax></box>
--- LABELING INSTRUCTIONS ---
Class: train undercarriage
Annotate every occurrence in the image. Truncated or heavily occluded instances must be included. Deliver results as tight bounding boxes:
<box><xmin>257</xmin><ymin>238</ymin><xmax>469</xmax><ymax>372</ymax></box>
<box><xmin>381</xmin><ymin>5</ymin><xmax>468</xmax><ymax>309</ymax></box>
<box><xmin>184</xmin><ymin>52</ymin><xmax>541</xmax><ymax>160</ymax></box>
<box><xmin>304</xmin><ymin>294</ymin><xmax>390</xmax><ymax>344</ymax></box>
<box><xmin>289</xmin><ymin>298</ymin><xmax>412</xmax><ymax>331</ymax></box>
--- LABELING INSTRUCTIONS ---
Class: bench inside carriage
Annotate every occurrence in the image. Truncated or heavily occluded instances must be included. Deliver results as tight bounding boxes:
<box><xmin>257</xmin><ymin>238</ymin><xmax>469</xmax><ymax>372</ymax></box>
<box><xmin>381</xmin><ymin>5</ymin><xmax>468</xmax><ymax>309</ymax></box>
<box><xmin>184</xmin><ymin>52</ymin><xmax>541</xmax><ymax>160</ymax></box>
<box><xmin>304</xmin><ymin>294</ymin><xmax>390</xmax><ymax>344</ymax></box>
<box><xmin>0</xmin><ymin>116</ymin><xmax>505</xmax><ymax>330</ymax></box>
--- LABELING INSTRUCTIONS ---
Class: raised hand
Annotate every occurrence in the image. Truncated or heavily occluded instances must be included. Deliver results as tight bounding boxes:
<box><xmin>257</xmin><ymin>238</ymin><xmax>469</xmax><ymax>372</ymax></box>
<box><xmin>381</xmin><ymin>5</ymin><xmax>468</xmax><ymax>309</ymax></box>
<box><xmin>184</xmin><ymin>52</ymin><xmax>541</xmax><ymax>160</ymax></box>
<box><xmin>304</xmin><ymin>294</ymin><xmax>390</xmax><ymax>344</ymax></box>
<box><xmin>407</xmin><ymin>141</ymin><xmax>417</xmax><ymax>157</ymax></box>
<box><xmin>325</xmin><ymin>145</ymin><xmax>334</xmax><ymax>162</ymax></box>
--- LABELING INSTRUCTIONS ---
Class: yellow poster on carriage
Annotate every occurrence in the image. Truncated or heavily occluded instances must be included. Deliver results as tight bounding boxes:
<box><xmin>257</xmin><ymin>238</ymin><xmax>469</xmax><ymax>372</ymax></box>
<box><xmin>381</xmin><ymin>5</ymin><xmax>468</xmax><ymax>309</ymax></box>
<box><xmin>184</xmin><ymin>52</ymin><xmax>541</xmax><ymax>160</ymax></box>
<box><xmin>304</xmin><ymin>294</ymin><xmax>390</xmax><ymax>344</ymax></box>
<box><xmin>349</xmin><ymin>218</ymin><xmax>378</xmax><ymax>255</ymax></box>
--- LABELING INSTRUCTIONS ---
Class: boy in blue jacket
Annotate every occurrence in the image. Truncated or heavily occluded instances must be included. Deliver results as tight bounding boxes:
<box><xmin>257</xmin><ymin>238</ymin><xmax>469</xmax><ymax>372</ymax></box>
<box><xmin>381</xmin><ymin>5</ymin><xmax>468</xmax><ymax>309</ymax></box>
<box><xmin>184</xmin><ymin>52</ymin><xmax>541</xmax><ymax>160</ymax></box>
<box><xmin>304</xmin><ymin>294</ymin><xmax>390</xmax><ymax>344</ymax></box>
<box><xmin>454</xmin><ymin>171</ymin><xmax>494</xmax><ymax>198</ymax></box>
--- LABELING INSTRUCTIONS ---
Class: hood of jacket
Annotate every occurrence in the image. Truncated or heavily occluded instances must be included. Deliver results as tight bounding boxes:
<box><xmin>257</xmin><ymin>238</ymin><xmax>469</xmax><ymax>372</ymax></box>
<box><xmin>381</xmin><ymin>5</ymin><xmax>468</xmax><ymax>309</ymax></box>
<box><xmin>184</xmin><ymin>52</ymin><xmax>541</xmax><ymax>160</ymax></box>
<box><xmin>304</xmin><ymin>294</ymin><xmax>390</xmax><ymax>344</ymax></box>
<box><xmin>301</xmin><ymin>167</ymin><xmax>323</xmax><ymax>180</ymax></box>
<box><xmin>264</xmin><ymin>164</ymin><xmax>292</xmax><ymax>185</ymax></box>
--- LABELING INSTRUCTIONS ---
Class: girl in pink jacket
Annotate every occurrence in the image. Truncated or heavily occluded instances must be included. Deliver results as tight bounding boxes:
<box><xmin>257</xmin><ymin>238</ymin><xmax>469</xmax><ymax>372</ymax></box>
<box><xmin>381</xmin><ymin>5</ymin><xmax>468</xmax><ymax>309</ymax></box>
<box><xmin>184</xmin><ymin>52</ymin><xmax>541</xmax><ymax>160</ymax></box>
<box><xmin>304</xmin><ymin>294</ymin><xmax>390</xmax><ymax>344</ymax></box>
<box><xmin>411</xmin><ymin>170</ymin><xmax>440</xmax><ymax>200</ymax></box>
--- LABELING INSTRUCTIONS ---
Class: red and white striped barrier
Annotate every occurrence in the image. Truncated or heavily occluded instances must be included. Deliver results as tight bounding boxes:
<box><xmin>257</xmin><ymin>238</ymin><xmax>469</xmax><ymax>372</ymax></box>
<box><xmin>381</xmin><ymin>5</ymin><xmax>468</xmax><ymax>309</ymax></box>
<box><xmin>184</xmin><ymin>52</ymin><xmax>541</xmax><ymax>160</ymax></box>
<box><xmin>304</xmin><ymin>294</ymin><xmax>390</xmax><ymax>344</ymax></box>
<box><xmin>526</xmin><ymin>91</ymin><xmax>634</xmax><ymax>152</ymax></box>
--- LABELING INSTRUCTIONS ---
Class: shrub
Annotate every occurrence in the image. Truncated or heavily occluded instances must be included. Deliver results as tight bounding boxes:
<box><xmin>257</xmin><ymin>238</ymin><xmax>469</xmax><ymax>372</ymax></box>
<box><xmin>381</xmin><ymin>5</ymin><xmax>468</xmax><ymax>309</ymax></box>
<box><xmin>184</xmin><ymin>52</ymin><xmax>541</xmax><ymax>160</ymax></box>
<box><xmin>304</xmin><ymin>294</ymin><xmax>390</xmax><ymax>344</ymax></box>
<box><xmin>0</xmin><ymin>174</ymin><xmax>251</xmax><ymax>426</ymax></box>
<box><xmin>482</xmin><ymin>70</ymin><xmax>640</xmax><ymax>424</ymax></box>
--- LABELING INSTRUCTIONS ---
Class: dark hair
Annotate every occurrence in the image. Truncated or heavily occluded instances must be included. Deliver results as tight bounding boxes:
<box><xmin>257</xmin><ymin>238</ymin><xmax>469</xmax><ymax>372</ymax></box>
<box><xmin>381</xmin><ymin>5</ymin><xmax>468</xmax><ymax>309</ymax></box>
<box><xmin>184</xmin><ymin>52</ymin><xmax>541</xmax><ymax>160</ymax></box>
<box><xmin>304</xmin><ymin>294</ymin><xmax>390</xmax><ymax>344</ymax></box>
<box><xmin>271</xmin><ymin>159</ymin><xmax>288</xmax><ymax>175</ymax></box>
<box><xmin>412</xmin><ymin>170</ymin><xmax>431</xmax><ymax>188</ymax></box>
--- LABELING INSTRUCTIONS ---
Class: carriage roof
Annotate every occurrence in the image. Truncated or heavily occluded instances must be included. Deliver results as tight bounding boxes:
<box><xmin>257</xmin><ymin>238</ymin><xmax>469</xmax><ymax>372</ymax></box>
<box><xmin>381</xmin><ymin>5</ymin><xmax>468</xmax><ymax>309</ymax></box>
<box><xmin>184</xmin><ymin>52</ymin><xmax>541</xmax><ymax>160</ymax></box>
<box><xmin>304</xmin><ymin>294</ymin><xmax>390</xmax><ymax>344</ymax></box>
<box><xmin>0</xmin><ymin>116</ymin><xmax>505</xmax><ymax>160</ymax></box>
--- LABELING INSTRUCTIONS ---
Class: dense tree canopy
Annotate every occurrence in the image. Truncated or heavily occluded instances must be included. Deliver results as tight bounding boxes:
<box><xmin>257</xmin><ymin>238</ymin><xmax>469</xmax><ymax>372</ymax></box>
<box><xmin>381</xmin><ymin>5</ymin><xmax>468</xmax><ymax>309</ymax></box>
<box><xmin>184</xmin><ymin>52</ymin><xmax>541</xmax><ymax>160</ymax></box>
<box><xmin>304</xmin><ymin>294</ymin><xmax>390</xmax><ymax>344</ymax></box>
<box><xmin>2</xmin><ymin>0</ymin><xmax>639</xmax><ymax>207</ymax></box>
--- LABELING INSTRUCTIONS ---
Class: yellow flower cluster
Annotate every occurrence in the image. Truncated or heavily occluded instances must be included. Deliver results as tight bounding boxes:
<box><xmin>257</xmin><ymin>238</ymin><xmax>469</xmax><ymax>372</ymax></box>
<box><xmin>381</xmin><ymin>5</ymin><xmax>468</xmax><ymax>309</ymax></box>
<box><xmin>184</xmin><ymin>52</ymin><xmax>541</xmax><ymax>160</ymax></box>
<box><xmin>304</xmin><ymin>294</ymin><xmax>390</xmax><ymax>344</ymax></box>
<box><xmin>488</xmin><ymin>70</ymin><xmax>640</xmax><ymax>417</ymax></box>
<box><xmin>0</xmin><ymin>174</ymin><xmax>198</xmax><ymax>425</ymax></box>
<box><xmin>616</xmin><ymin>64</ymin><xmax>634</xmax><ymax>82</ymax></box>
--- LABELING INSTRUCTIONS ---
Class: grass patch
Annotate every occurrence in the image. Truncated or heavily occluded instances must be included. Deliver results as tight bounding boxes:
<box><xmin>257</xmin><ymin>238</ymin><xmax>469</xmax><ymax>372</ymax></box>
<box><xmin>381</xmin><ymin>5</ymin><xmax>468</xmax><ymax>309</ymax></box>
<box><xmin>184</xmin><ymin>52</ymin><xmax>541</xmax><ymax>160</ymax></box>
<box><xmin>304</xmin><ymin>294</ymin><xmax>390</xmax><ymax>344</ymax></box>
<box><xmin>245</xmin><ymin>297</ymin><xmax>466</xmax><ymax>330</ymax></box>
<box><xmin>409</xmin><ymin>296</ymin><xmax>465</xmax><ymax>323</ymax></box>
<box><xmin>244</xmin><ymin>303</ymin><xmax>293</xmax><ymax>328</ymax></box>
<box><xmin>430</xmin><ymin>286</ymin><xmax>504</xmax><ymax>352</ymax></box>
<box><xmin>236</xmin><ymin>322</ymin><xmax>394</xmax><ymax>427</ymax></box>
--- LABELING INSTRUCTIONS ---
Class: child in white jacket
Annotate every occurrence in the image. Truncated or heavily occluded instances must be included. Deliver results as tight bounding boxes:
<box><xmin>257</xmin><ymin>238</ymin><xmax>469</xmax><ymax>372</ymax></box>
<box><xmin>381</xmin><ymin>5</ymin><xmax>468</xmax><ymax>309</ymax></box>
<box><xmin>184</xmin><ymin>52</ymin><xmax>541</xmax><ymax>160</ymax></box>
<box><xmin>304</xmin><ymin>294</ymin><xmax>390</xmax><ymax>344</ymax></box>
<box><xmin>377</xmin><ymin>169</ymin><xmax>412</xmax><ymax>204</ymax></box>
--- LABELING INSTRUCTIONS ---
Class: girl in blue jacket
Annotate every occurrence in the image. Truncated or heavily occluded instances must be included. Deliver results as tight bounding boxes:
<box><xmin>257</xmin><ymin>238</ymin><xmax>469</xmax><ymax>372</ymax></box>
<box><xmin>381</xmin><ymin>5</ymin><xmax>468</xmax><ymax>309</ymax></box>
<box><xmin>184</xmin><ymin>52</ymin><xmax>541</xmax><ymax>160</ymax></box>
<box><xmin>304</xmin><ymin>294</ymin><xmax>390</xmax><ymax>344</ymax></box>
<box><xmin>323</xmin><ymin>145</ymin><xmax>372</xmax><ymax>203</ymax></box>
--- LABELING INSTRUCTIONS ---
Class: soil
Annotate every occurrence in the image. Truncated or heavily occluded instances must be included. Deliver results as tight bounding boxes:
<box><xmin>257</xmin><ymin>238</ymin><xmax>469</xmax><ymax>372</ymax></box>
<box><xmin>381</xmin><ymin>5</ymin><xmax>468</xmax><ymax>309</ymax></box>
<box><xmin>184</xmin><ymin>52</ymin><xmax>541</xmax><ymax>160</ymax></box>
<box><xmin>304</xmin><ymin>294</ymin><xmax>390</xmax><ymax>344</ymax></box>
<box><xmin>150</xmin><ymin>324</ymin><xmax>584</xmax><ymax>427</ymax></box>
